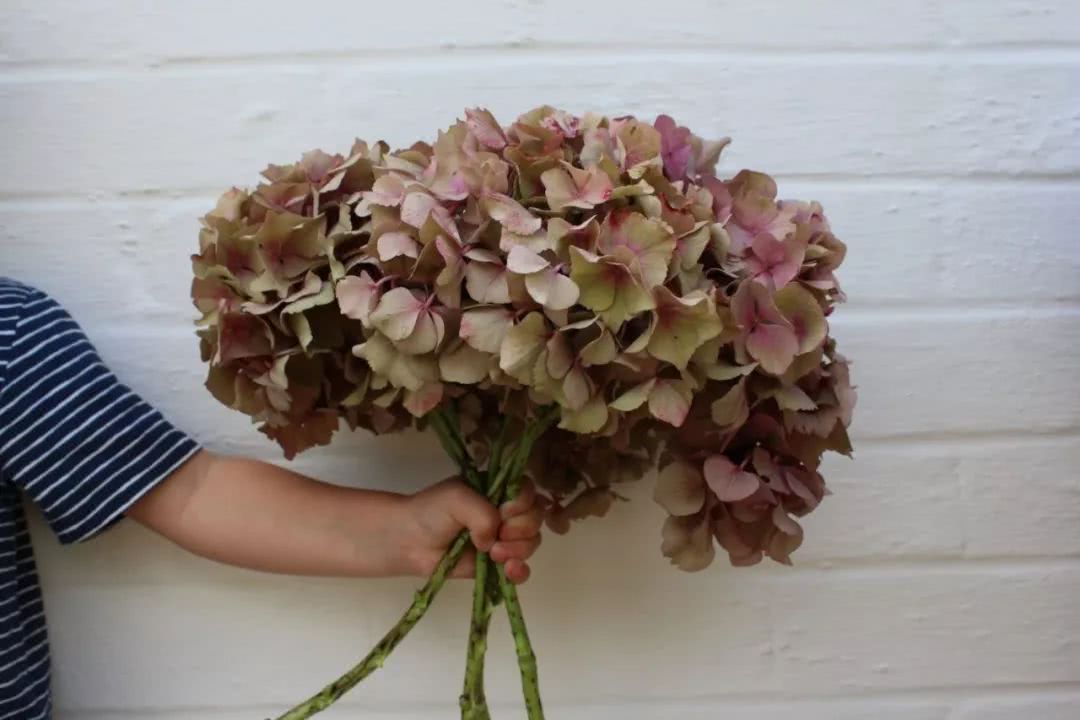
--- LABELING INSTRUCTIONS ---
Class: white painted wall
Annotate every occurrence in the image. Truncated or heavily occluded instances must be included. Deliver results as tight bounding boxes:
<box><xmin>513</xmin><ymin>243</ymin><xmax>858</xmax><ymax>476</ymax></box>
<box><xmin>2</xmin><ymin>1</ymin><xmax>1079</xmax><ymax>718</ymax></box>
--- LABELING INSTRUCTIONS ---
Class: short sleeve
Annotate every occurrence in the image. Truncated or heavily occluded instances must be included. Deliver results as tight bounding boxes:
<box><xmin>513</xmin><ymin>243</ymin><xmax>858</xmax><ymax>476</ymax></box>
<box><xmin>0</xmin><ymin>286</ymin><xmax>200</xmax><ymax>544</ymax></box>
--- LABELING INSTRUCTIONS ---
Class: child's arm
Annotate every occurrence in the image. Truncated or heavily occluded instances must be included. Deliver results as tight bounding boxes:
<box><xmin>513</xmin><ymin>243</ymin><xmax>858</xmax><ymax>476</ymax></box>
<box><xmin>128</xmin><ymin>450</ymin><xmax>542</xmax><ymax>583</ymax></box>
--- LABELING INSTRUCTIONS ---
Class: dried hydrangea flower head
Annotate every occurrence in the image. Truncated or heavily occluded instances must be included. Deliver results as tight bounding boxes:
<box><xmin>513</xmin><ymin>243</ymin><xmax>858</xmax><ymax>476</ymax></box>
<box><xmin>192</xmin><ymin>106</ymin><xmax>854</xmax><ymax>571</ymax></box>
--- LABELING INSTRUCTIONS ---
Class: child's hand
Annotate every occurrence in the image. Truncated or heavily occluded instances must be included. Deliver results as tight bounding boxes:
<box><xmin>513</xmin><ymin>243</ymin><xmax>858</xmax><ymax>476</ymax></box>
<box><xmin>399</xmin><ymin>477</ymin><xmax>543</xmax><ymax>584</ymax></box>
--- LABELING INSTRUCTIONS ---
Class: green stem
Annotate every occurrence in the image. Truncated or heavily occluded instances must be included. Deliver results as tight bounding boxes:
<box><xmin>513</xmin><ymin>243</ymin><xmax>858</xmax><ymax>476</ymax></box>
<box><xmin>452</xmin><ymin>410</ymin><xmax>556</xmax><ymax>720</ymax></box>
<box><xmin>498</xmin><ymin>567</ymin><xmax>545</xmax><ymax>720</ymax></box>
<box><xmin>459</xmin><ymin>550</ymin><xmax>494</xmax><ymax>720</ymax></box>
<box><xmin>273</xmin><ymin>531</ymin><xmax>473</xmax><ymax>720</ymax></box>
<box><xmin>496</xmin><ymin>432</ymin><xmax>550</xmax><ymax>720</ymax></box>
<box><xmin>272</xmin><ymin>407</ymin><xmax>557</xmax><ymax>720</ymax></box>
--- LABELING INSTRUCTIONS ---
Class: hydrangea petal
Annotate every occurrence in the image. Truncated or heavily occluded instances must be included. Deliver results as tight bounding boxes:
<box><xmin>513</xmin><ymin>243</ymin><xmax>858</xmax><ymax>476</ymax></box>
<box><xmin>439</xmin><ymin>341</ymin><xmax>491</xmax><ymax>384</ymax></box>
<box><xmin>710</xmin><ymin>379</ymin><xmax>749</xmax><ymax>429</ymax></box>
<box><xmin>400</xmin><ymin>192</ymin><xmax>441</xmax><ymax>228</ymax></box>
<box><xmin>460</xmin><ymin>307</ymin><xmax>513</xmax><ymax>353</ymax></box>
<box><xmin>661</xmin><ymin>514</ymin><xmax>715</xmax><ymax>572</ymax></box>
<box><xmin>376</xmin><ymin>231</ymin><xmax>420</xmax><ymax>261</ymax></box>
<box><xmin>506</xmin><ymin>245</ymin><xmax>550</xmax><ymax>275</ymax></box>
<box><xmin>655</xmin><ymin>461</ymin><xmax>706</xmax><ymax>516</ymax></box>
<box><xmin>647</xmin><ymin>287</ymin><xmax>723</xmax><ymax>369</ymax></box>
<box><xmin>704</xmin><ymin>456</ymin><xmax>760</xmax><ymax>502</ymax></box>
<box><xmin>525</xmin><ymin>268</ymin><xmax>580</xmax><ymax>311</ymax></box>
<box><xmin>464</xmin><ymin>259</ymin><xmax>511</xmax><ymax>304</ymax></box>
<box><xmin>369</xmin><ymin>287</ymin><xmax>424</xmax><ymax>341</ymax></box>
<box><xmin>747</xmin><ymin>323</ymin><xmax>800</xmax><ymax>375</ymax></box>
<box><xmin>648</xmin><ymin>378</ymin><xmax>692</xmax><ymax>427</ymax></box>
<box><xmin>465</xmin><ymin>107</ymin><xmax>508</xmax><ymax>150</ymax></box>
<box><xmin>557</xmin><ymin>394</ymin><xmax>608</xmax><ymax>433</ymax></box>
<box><xmin>610</xmin><ymin>378</ymin><xmax>656</xmax><ymax>412</ymax></box>
<box><xmin>561</xmin><ymin>366</ymin><xmax>592</xmax><ymax>411</ymax></box>
<box><xmin>483</xmin><ymin>192</ymin><xmax>542</xmax><ymax>234</ymax></box>
<box><xmin>499</xmin><ymin>312</ymin><xmax>548</xmax><ymax>379</ymax></box>
<box><xmin>774</xmin><ymin>283</ymin><xmax>828</xmax><ymax>354</ymax></box>
<box><xmin>403</xmin><ymin>383</ymin><xmax>444</xmax><ymax>418</ymax></box>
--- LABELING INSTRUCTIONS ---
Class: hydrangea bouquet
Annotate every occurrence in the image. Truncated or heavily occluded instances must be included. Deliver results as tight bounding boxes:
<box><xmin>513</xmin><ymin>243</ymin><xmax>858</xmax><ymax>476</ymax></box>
<box><xmin>191</xmin><ymin>106</ymin><xmax>855</xmax><ymax>720</ymax></box>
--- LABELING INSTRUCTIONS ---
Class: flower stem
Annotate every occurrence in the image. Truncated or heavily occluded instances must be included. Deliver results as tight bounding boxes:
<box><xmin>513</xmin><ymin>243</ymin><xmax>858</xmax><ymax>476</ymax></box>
<box><xmin>451</xmin><ymin>410</ymin><xmax>556</xmax><ymax>720</ymax></box>
<box><xmin>496</xmin><ymin>436</ymin><xmax>548</xmax><ymax>720</ymax></box>
<box><xmin>459</xmin><ymin>550</ymin><xmax>494</xmax><ymax>720</ymax></box>
<box><xmin>272</xmin><ymin>530</ymin><xmax>473</xmax><ymax>720</ymax></box>
<box><xmin>498</xmin><ymin>567</ymin><xmax>545</xmax><ymax>720</ymax></box>
<box><xmin>271</xmin><ymin>407</ymin><xmax>557</xmax><ymax>720</ymax></box>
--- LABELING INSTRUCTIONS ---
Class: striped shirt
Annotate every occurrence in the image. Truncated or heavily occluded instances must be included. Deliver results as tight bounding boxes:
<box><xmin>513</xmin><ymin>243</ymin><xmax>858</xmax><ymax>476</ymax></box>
<box><xmin>0</xmin><ymin>278</ymin><xmax>200</xmax><ymax>718</ymax></box>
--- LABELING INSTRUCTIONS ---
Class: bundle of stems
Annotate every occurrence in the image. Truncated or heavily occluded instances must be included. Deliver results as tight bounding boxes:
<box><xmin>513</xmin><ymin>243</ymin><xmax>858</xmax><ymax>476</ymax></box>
<box><xmin>273</xmin><ymin>405</ymin><xmax>557</xmax><ymax>720</ymax></box>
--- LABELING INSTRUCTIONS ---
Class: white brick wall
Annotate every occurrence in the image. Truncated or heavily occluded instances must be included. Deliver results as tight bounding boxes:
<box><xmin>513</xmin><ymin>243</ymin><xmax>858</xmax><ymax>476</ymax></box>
<box><xmin>2</xmin><ymin>1</ymin><xmax>1079</xmax><ymax>717</ymax></box>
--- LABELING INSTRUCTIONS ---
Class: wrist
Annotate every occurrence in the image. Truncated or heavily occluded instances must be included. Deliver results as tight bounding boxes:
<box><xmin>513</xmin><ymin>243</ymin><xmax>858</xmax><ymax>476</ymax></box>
<box><xmin>361</xmin><ymin>491</ymin><xmax>429</xmax><ymax>577</ymax></box>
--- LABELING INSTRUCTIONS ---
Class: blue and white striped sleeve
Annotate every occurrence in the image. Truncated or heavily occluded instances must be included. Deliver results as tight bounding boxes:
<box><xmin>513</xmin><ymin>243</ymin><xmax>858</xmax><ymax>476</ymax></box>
<box><xmin>0</xmin><ymin>286</ymin><xmax>201</xmax><ymax>544</ymax></box>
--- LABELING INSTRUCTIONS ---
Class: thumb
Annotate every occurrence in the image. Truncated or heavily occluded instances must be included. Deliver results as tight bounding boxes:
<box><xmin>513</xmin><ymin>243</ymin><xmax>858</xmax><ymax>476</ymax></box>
<box><xmin>445</xmin><ymin>485</ymin><xmax>500</xmax><ymax>552</ymax></box>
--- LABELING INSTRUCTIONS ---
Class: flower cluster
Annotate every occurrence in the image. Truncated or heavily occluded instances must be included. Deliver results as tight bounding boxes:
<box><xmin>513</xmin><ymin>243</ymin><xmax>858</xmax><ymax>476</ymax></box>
<box><xmin>192</xmin><ymin>106</ymin><xmax>854</xmax><ymax>570</ymax></box>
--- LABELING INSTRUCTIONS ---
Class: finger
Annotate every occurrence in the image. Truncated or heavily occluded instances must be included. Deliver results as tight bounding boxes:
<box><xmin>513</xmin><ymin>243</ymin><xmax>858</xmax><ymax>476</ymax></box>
<box><xmin>491</xmin><ymin>536</ymin><xmax>542</xmax><ymax>563</ymax></box>
<box><xmin>498</xmin><ymin>507</ymin><xmax>543</xmax><ymax>541</ymax></box>
<box><xmin>448</xmin><ymin>547</ymin><xmax>477</xmax><ymax>579</ymax></box>
<box><xmin>447</xmin><ymin>485</ymin><xmax>500</xmax><ymax>552</ymax></box>
<box><xmin>501</xmin><ymin>480</ymin><xmax>537</xmax><ymax>518</ymax></box>
<box><xmin>502</xmin><ymin>558</ymin><xmax>531</xmax><ymax>585</ymax></box>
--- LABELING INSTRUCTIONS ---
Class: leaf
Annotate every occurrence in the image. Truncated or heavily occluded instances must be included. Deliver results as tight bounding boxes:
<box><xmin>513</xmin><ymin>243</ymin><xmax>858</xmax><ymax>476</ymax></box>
<box><xmin>655</xmin><ymin>461</ymin><xmax>706</xmax><ymax>516</ymax></box>
<box><xmin>704</xmin><ymin>455</ymin><xmax>760</xmax><ymax>502</ymax></box>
